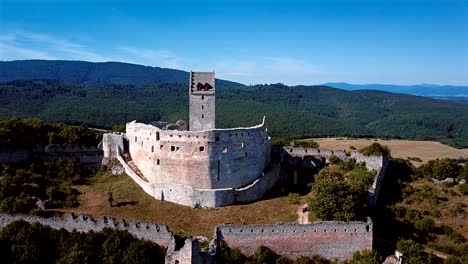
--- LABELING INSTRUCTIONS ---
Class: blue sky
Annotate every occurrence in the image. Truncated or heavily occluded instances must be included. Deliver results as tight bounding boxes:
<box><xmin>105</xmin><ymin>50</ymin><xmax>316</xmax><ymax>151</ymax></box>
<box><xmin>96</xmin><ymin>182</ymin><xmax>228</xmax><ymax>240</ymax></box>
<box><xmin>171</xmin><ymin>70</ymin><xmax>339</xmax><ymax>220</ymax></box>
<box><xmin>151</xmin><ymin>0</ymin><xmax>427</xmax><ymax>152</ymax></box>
<box><xmin>1</xmin><ymin>0</ymin><xmax>467</xmax><ymax>85</ymax></box>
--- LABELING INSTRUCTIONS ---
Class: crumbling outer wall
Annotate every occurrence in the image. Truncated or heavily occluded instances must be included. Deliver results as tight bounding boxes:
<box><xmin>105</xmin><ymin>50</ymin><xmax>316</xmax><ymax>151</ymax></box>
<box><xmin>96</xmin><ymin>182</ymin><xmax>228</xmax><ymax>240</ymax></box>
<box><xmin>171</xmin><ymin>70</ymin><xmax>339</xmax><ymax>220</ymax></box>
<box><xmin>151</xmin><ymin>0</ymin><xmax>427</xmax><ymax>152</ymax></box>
<box><xmin>102</xmin><ymin>133</ymin><xmax>124</xmax><ymax>160</ymax></box>
<box><xmin>217</xmin><ymin>220</ymin><xmax>373</xmax><ymax>260</ymax></box>
<box><xmin>125</xmin><ymin>121</ymin><xmax>270</xmax><ymax>190</ymax></box>
<box><xmin>0</xmin><ymin>213</ymin><xmax>174</xmax><ymax>249</ymax></box>
<box><xmin>0</xmin><ymin>145</ymin><xmax>102</xmax><ymax>169</ymax></box>
<box><xmin>351</xmin><ymin>151</ymin><xmax>388</xmax><ymax>208</ymax></box>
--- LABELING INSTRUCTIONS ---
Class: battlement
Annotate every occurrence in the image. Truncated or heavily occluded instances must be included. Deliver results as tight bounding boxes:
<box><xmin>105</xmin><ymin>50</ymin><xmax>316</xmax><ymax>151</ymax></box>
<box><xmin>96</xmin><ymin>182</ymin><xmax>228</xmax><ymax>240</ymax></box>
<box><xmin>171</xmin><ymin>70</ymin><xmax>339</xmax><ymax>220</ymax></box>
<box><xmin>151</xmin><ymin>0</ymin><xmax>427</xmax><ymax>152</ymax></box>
<box><xmin>0</xmin><ymin>213</ymin><xmax>373</xmax><ymax>262</ymax></box>
<box><xmin>0</xmin><ymin>213</ymin><xmax>174</xmax><ymax>248</ymax></box>
<box><xmin>217</xmin><ymin>219</ymin><xmax>373</xmax><ymax>260</ymax></box>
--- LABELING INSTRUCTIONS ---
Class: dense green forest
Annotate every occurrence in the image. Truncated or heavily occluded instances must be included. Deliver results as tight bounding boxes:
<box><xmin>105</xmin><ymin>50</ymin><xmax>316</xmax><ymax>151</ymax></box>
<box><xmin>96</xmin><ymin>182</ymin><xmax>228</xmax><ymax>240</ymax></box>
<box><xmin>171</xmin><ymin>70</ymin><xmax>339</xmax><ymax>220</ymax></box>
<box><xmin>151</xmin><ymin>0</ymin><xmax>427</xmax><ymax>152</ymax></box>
<box><xmin>0</xmin><ymin>119</ymin><xmax>102</xmax><ymax>214</ymax></box>
<box><xmin>0</xmin><ymin>117</ymin><xmax>101</xmax><ymax>148</ymax></box>
<box><xmin>0</xmin><ymin>60</ymin><xmax>241</xmax><ymax>87</ymax></box>
<box><xmin>0</xmin><ymin>220</ymin><xmax>165</xmax><ymax>263</ymax></box>
<box><xmin>1</xmin><ymin>80</ymin><xmax>467</xmax><ymax>147</ymax></box>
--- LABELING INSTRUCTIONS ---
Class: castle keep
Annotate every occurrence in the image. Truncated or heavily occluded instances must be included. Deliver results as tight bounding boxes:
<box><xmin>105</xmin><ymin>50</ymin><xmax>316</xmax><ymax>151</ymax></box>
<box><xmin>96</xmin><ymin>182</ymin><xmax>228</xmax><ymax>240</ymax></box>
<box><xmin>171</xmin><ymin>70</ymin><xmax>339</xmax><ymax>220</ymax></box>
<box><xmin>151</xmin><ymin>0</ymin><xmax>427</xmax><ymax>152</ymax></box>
<box><xmin>103</xmin><ymin>72</ymin><xmax>275</xmax><ymax>208</ymax></box>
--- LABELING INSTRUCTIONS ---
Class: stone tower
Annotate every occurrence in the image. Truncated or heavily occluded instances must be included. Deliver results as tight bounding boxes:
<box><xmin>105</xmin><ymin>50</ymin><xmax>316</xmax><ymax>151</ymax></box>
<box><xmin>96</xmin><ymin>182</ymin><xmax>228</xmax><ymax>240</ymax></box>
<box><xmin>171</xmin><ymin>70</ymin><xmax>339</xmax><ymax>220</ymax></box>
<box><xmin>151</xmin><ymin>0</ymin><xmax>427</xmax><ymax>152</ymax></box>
<box><xmin>189</xmin><ymin>71</ymin><xmax>215</xmax><ymax>131</ymax></box>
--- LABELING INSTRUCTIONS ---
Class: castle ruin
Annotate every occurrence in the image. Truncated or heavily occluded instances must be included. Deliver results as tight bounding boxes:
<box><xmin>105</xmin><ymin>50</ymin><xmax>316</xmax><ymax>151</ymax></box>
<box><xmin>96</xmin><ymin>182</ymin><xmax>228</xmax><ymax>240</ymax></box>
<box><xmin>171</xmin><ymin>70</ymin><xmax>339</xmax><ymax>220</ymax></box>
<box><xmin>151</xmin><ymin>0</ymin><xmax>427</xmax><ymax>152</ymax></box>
<box><xmin>102</xmin><ymin>72</ymin><xmax>275</xmax><ymax>208</ymax></box>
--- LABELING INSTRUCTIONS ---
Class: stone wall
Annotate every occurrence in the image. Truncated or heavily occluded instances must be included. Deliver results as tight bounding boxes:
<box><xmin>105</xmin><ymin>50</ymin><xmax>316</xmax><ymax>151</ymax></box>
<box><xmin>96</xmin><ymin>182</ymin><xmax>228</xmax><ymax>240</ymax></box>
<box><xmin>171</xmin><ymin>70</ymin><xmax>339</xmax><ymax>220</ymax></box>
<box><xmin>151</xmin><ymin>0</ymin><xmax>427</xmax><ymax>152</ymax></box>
<box><xmin>189</xmin><ymin>71</ymin><xmax>216</xmax><ymax>131</ymax></box>
<box><xmin>281</xmin><ymin>147</ymin><xmax>388</xmax><ymax>209</ymax></box>
<box><xmin>217</xmin><ymin>219</ymin><xmax>373</xmax><ymax>261</ymax></box>
<box><xmin>0</xmin><ymin>148</ymin><xmax>33</xmax><ymax>163</ymax></box>
<box><xmin>117</xmin><ymin>155</ymin><xmax>281</xmax><ymax>208</ymax></box>
<box><xmin>102</xmin><ymin>133</ymin><xmax>124</xmax><ymax>161</ymax></box>
<box><xmin>0</xmin><ymin>213</ymin><xmax>373</xmax><ymax>263</ymax></box>
<box><xmin>0</xmin><ymin>145</ymin><xmax>102</xmax><ymax>169</ymax></box>
<box><xmin>0</xmin><ymin>213</ymin><xmax>174</xmax><ymax>249</ymax></box>
<box><xmin>351</xmin><ymin>151</ymin><xmax>389</xmax><ymax>208</ymax></box>
<box><xmin>279</xmin><ymin>147</ymin><xmax>347</xmax><ymax>161</ymax></box>
<box><xmin>125</xmin><ymin>119</ymin><xmax>271</xmax><ymax>190</ymax></box>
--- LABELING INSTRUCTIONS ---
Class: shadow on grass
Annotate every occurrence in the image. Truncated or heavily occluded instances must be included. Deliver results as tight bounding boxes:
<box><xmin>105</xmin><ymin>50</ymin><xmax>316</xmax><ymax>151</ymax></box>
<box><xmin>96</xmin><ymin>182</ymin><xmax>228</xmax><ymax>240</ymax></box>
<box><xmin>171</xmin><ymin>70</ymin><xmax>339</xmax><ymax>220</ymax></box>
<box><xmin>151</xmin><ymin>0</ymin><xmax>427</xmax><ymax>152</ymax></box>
<box><xmin>115</xmin><ymin>201</ymin><xmax>138</xmax><ymax>207</ymax></box>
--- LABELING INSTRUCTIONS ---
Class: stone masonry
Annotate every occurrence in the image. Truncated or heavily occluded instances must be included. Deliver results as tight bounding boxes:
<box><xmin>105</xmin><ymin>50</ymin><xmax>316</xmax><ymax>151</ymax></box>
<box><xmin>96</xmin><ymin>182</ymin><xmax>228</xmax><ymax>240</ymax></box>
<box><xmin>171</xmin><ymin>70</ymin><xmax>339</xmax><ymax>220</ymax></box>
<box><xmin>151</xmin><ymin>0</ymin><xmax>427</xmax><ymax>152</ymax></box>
<box><xmin>102</xmin><ymin>72</ymin><xmax>274</xmax><ymax>208</ymax></box>
<box><xmin>0</xmin><ymin>213</ymin><xmax>372</xmax><ymax>263</ymax></box>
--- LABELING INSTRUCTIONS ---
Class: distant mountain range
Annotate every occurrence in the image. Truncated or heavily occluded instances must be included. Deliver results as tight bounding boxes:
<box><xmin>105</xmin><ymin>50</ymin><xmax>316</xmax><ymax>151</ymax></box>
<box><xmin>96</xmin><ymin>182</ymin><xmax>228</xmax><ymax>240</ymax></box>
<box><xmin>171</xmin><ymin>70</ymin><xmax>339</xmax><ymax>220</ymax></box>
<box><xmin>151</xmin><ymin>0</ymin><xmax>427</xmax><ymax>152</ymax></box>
<box><xmin>324</xmin><ymin>82</ymin><xmax>468</xmax><ymax>97</ymax></box>
<box><xmin>0</xmin><ymin>60</ymin><xmax>243</xmax><ymax>88</ymax></box>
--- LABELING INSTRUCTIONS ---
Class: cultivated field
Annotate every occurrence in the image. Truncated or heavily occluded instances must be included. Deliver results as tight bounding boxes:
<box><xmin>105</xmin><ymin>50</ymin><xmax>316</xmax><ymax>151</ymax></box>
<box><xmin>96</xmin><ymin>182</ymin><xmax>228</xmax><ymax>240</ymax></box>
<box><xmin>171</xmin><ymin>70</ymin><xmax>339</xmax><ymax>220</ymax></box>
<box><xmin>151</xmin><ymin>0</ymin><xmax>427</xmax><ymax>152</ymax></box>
<box><xmin>310</xmin><ymin>138</ymin><xmax>468</xmax><ymax>166</ymax></box>
<box><xmin>66</xmin><ymin>171</ymin><xmax>300</xmax><ymax>238</ymax></box>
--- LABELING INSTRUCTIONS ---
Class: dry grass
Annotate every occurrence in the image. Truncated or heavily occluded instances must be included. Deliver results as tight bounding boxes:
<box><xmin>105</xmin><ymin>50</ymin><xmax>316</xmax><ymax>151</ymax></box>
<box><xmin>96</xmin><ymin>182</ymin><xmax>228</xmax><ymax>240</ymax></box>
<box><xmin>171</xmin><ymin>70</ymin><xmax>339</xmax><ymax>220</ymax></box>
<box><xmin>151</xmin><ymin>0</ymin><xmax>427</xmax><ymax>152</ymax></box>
<box><xmin>64</xmin><ymin>171</ymin><xmax>299</xmax><ymax>238</ymax></box>
<box><xmin>396</xmin><ymin>180</ymin><xmax>468</xmax><ymax>254</ymax></box>
<box><xmin>310</xmin><ymin>138</ymin><xmax>468</xmax><ymax>166</ymax></box>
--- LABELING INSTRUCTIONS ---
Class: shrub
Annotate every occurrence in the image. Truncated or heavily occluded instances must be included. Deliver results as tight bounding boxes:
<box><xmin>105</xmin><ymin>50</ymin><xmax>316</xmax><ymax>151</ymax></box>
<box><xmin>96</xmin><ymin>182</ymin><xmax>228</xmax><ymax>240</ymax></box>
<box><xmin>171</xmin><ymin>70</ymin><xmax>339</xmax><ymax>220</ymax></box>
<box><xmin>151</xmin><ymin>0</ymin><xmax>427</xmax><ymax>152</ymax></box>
<box><xmin>359</xmin><ymin>143</ymin><xmax>390</xmax><ymax>157</ymax></box>
<box><xmin>328</xmin><ymin>155</ymin><xmax>341</xmax><ymax>165</ymax></box>
<box><xmin>414</xmin><ymin>217</ymin><xmax>435</xmax><ymax>234</ymax></box>
<box><xmin>343</xmin><ymin>250</ymin><xmax>382</xmax><ymax>264</ymax></box>
<box><xmin>292</xmin><ymin>140</ymin><xmax>319</xmax><ymax>148</ymax></box>
<box><xmin>309</xmin><ymin>171</ymin><xmax>367</xmax><ymax>221</ymax></box>
<box><xmin>458</xmin><ymin>184</ymin><xmax>468</xmax><ymax>195</ymax></box>
<box><xmin>254</xmin><ymin>246</ymin><xmax>279</xmax><ymax>264</ymax></box>
<box><xmin>287</xmin><ymin>193</ymin><xmax>301</xmax><ymax>205</ymax></box>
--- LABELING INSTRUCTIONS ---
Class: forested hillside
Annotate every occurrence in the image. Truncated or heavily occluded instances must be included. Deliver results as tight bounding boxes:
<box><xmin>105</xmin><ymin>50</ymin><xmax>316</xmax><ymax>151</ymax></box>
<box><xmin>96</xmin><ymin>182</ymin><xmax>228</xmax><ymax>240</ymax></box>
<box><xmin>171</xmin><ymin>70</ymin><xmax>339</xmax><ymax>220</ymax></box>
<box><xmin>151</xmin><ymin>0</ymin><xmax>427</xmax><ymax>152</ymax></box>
<box><xmin>1</xmin><ymin>80</ymin><xmax>467</xmax><ymax>148</ymax></box>
<box><xmin>0</xmin><ymin>60</ymin><xmax>242</xmax><ymax>87</ymax></box>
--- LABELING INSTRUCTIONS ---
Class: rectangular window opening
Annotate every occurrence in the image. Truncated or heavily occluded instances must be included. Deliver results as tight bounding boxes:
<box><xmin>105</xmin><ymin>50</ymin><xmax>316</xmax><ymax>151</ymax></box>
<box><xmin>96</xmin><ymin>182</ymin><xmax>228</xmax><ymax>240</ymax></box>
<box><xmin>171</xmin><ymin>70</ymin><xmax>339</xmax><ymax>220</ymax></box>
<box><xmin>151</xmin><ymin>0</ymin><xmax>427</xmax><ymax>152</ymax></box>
<box><xmin>171</xmin><ymin>146</ymin><xmax>176</xmax><ymax>152</ymax></box>
<box><xmin>199</xmin><ymin>146</ymin><xmax>205</xmax><ymax>152</ymax></box>
<box><xmin>151</xmin><ymin>146</ymin><xmax>154</xmax><ymax>153</ymax></box>
<box><xmin>217</xmin><ymin>160</ymin><xmax>220</xmax><ymax>181</ymax></box>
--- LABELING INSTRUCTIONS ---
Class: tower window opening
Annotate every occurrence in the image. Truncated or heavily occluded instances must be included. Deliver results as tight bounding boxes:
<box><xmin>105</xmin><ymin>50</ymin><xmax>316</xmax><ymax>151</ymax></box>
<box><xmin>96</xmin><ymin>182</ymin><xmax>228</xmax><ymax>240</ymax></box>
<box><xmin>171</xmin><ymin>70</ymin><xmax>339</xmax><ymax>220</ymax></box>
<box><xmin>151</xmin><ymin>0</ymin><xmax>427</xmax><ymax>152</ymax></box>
<box><xmin>171</xmin><ymin>146</ymin><xmax>176</xmax><ymax>152</ymax></box>
<box><xmin>241</xmin><ymin>142</ymin><xmax>245</xmax><ymax>148</ymax></box>
<box><xmin>223</xmin><ymin>147</ymin><xmax>228</xmax><ymax>153</ymax></box>
<box><xmin>135</xmin><ymin>137</ymin><xmax>137</xmax><ymax>142</ymax></box>
<box><xmin>215</xmin><ymin>136</ymin><xmax>220</xmax><ymax>141</ymax></box>
<box><xmin>157</xmin><ymin>159</ymin><xmax>160</xmax><ymax>165</ymax></box>
<box><xmin>202</xmin><ymin>105</ymin><xmax>204</xmax><ymax>109</ymax></box>
<box><xmin>160</xmin><ymin>145</ymin><xmax>164</xmax><ymax>149</ymax></box>
<box><xmin>156</xmin><ymin>132</ymin><xmax>160</xmax><ymax>141</ymax></box>
<box><xmin>151</xmin><ymin>146</ymin><xmax>154</xmax><ymax>153</ymax></box>
<box><xmin>199</xmin><ymin>146</ymin><xmax>205</xmax><ymax>152</ymax></box>
<box><xmin>217</xmin><ymin>160</ymin><xmax>220</xmax><ymax>181</ymax></box>
<box><xmin>201</xmin><ymin>95</ymin><xmax>204</xmax><ymax>100</ymax></box>
<box><xmin>202</xmin><ymin>114</ymin><xmax>204</xmax><ymax>119</ymax></box>
<box><xmin>176</xmin><ymin>146</ymin><xmax>180</xmax><ymax>151</ymax></box>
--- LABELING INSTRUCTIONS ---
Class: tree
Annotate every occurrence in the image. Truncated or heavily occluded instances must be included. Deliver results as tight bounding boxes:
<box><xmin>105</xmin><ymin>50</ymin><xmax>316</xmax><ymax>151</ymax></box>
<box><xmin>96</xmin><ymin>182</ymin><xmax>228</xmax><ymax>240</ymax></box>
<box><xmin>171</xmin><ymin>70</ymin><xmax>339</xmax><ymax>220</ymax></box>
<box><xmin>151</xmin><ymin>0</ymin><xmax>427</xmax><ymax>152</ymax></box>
<box><xmin>309</xmin><ymin>170</ymin><xmax>367</xmax><ymax>221</ymax></box>
<box><xmin>359</xmin><ymin>143</ymin><xmax>390</xmax><ymax>157</ymax></box>
<box><xmin>342</xmin><ymin>250</ymin><xmax>382</xmax><ymax>264</ymax></box>
<box><xmin>254</xmin><ymin>246</ymin><xmax>279</xmax><ymax>264</ymax></box>
<box><xmin>112</xmin><ymin>124</ymin><xmax>126</xmax><ymax>133</ymax></box>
